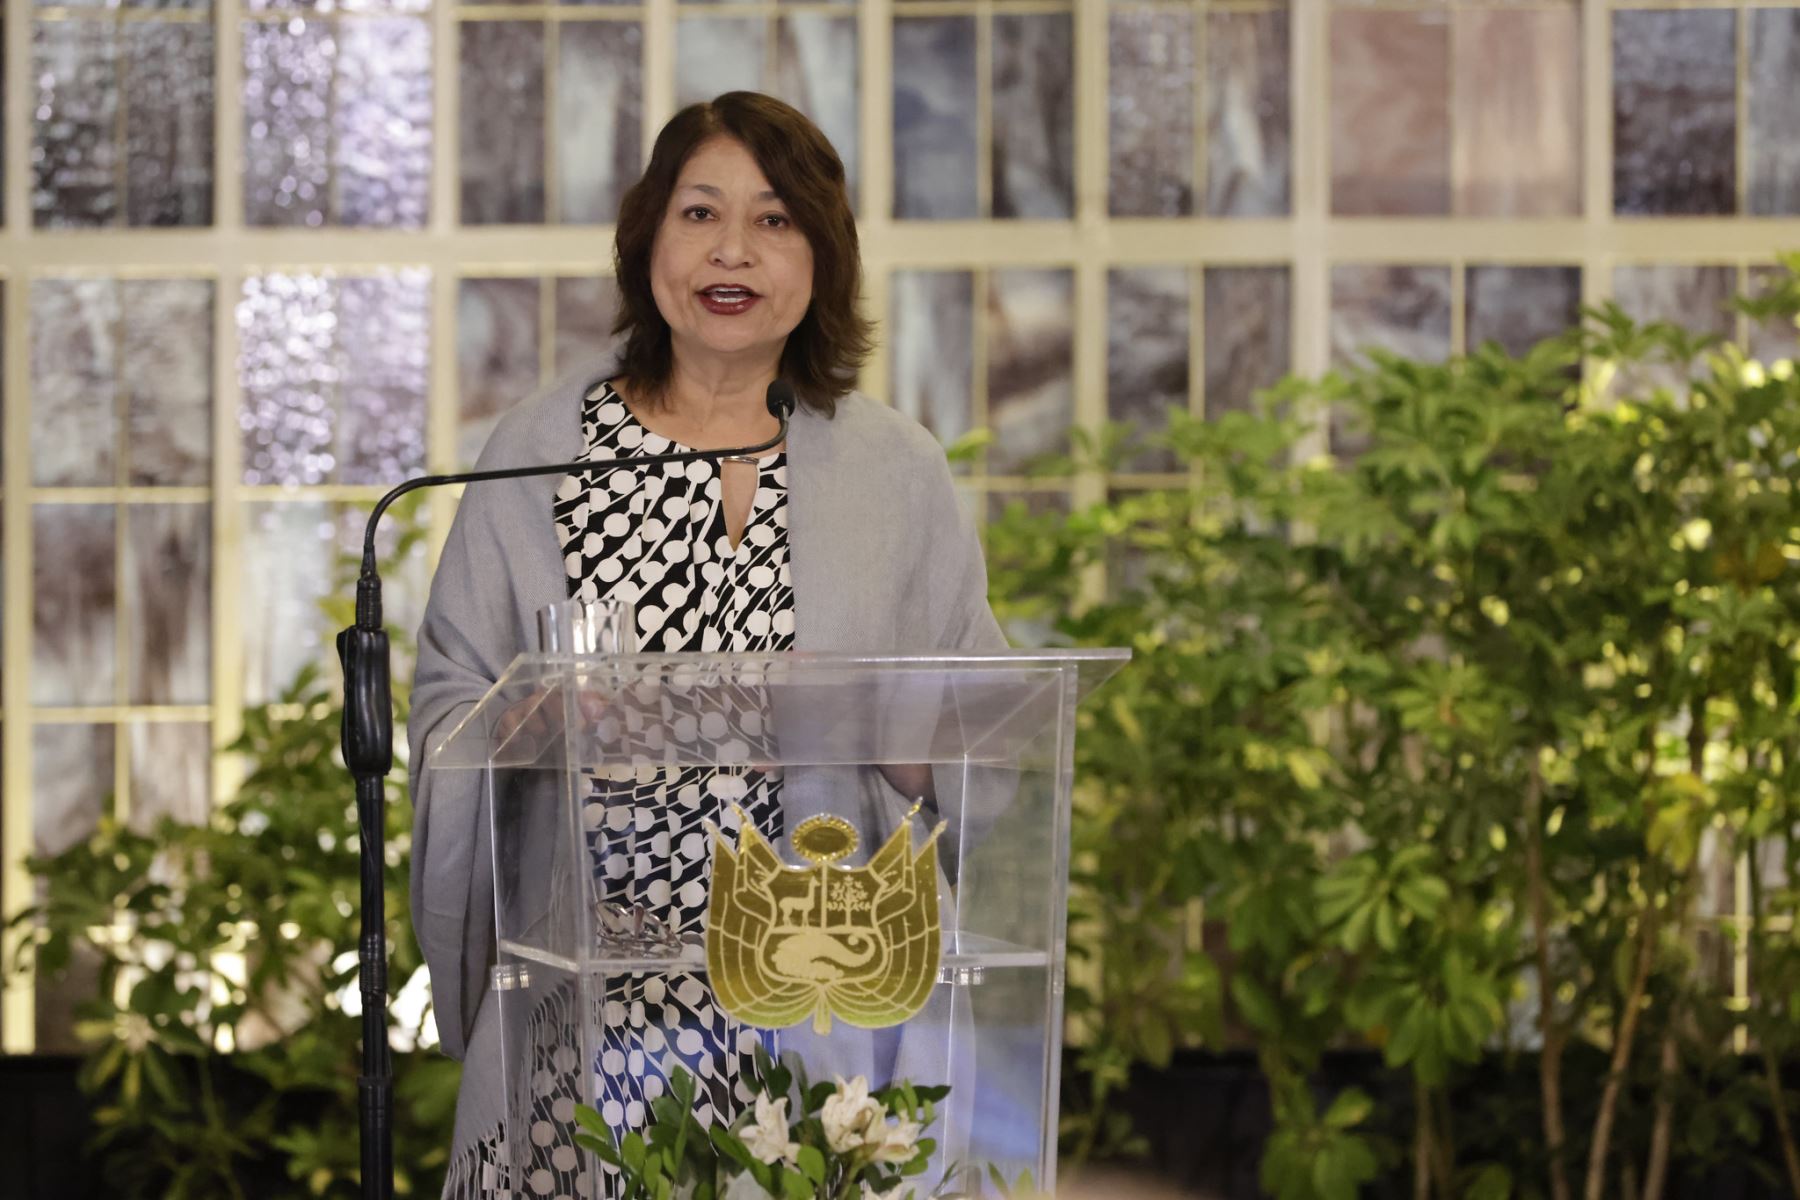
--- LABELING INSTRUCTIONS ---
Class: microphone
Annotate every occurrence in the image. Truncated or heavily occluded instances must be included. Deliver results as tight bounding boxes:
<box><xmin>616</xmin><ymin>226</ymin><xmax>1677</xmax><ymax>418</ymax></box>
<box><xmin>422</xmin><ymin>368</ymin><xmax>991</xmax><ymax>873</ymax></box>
<box><xmin>766</xmin><ymin>379</ymin><xmax>796</xmax><ymax>422</ymax></box>
<box><xmin>335</xmin><ymin>375</ymin><xmax>795</xmax><ymax>1200</ymax></box>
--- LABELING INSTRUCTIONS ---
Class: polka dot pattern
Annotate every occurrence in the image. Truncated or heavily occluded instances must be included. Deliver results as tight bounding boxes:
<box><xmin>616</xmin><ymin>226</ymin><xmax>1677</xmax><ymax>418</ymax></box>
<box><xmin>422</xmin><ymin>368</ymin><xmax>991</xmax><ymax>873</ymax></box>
<box><xmin>457</xmin><ymin>379</ymin><xmax>792</xmax><ymax>1200</ymax></box>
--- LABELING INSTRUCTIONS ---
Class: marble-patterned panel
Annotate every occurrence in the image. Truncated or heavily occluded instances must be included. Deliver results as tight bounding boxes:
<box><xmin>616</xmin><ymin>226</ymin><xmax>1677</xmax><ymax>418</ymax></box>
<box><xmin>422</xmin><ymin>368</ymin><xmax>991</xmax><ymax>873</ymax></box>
<box><xmin>1452</xmin><ymin>8</ymin><xmax>1580</xmax><ymax>218</ymax></box>
<box><xmin>1748</xmin><ymin>10</ymin><xmax>1800</xmax><ymax>217</ymax></box>
<box><xmin>1107</xmin><ymin>268</ymin><xmax>1188</xmax><ymax>473</ymax></box>
<box><xmin>1206</xmin><ymin>10</ymin><xmax>1290</xmax><ymax>218</ymax></box>
<box><xmin>32</xmin><ymin>720</ymin><xmax>112</xmax><ymax>1052</ymax></box>
<box><xmin>773</xmin><ymin>15</ymin><xmax>859</xmax><ymax>204</ymax></box>
<box><xmin>32</xmin><ymin>505</ymin><xmax>117</xmax><ymax>706</ymax></box>
<box><xmin>241</xmin><ymin>502</ymin><xmax>336</xmax><ymax>704</ymax></box>
<box><xmin>554</xmin><ymin>275</ymin><xmax>622</xmax><ymax>375</ymax></box>
<box><xmin>893</xmin><ymin>17</ymin><xmax>978</xmax><ymax>220</ymax></box>
<box><xmin>1748</xmin><ymin>266</ymin><xmax>1800</xmax><ymax>365</ymax></box>
<box><xmin>238</xmin><ymin>272</ymin><xmax>338</xmax><ymax>485</ymax></box>
<box><xmin>558</xmin><ymin>20</ymin><xmax>642</xmax><ymax>224</ymax></box>
<box><xmin>1330</xmin><ymin>11</ymin><xmax>1449</xmax><ymax>216</ymax></box>
<box><xmin>458</xmin><ymin>276</ymin><xmax>542</xmax><ymax>467</ymax></box>
<box><xmin>991</xmin><ymin>13</ymin><xmax>1073</xmax><ymax>220</ymax></box>
<box><xmin>1466</xmin><ymin>266</ymin><xmax>1581</xmax><ymax>359</ymax></box>
<box><xmin>123</xmin><ymin>278</ymin><xmax>213</xmax><ymax>486</ymax></box>
<box><xmin>460</xmin><ymin>21</ymin><xmax>547</xmax><ymax>225</ymax></box>
<box><xmin>987</xmin><ymin>268</ymin><xmax>1074</xmax><ymax>476</ymax></box>
<box><xmin>676</xmin><ymin>17</ymin><xmax>765</xmax><ymax>107</ymax></box>
<box><xmin>889</xmin><ymin>271</ymin><xmax>975</xmax><ymax>460</ymax></box>
<box><xmin>123</xmin><ymin>22</ymin><xmax>215</xmax><ymax>227</ymax></box>
<box><xmin>128</xmin><ymin>722</ymin><xmax>212</xmax><ymax>830</ymax></box>
<box><xmin>1205</xmin><ymin>266</ymin><xmax>1291</xmax><ymax>419</ymax></box>
<box><xmin>335</xmin><ymin>17</ymin><xmax>432</xmax><ymax>228</ymax></box>
<box><xmin>1613</xmin><ymin>10</ymin><xmax>1735</xmax><ymax>216</ymax></box>
<box><xmin>1612</xmin><ymin>264</ymin><xmax>1733</xmax><ymax>394</ymax></box>
<box><xmin>1612</xmin><ymin>265</ymin><xmax>1735</xmax><ymax>337</ymax></box>
<box><xmin>124</xmin><ymin>504</ymin><xmax>211</xmax><ymax>706</ymax></box>
<box><xmin>242</xmin><ymin>17</ymin><xmax>334</xmax><ymax>227</ymax></box>
<box><xmin>30</xmin><ymin>279</ymin><xmax>119</xmax><ymax>487</ymax></box>
<box><xmin>33</xmin><ymin>20</ymin><xmax>120</xmax><ymax>227</ymax></box>
<box><xmin>34</xmin><ymin>724</ymin><xmax>112</xmax><ymax>855</ymax></box>
<box><xmin>1108</xmin><ymin>9</ymin><xmax>1194</xmax><ymax>218</ymax></box>
<box><xmin>1330</xmin><ymin>265</ymin><xmax>1453</xmax><ymax>368</ymax></box>
<box><xmin>336</xmin><ymin>271</ymin><xmax>430</xmax><ymax>484</ymax></box>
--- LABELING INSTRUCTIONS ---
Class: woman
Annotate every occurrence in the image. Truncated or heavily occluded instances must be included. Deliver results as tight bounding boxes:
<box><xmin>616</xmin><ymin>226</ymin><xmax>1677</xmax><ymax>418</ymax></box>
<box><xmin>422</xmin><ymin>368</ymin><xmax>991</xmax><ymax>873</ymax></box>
<box><xmin>410</xmin><ymin>92</ymin><xmax>1004</xmax><ymax>1198</ymax></box>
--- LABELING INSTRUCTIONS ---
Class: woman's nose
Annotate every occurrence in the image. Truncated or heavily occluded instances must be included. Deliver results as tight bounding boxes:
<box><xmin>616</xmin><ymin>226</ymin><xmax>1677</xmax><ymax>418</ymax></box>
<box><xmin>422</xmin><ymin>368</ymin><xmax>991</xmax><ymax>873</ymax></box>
<box><xmin>709</xmin><ymin>222</ymin><xmax>753</xmax><ymax>269</ymax></box>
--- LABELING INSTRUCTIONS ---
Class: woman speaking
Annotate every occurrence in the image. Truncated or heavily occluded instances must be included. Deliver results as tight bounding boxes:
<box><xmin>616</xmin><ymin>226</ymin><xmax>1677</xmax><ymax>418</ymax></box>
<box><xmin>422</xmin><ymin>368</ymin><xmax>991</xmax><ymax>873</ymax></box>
<box><xmin>408</xmin><ymin>92</ymin><xmax>1004</xmax><ymax>1198</ymax></box>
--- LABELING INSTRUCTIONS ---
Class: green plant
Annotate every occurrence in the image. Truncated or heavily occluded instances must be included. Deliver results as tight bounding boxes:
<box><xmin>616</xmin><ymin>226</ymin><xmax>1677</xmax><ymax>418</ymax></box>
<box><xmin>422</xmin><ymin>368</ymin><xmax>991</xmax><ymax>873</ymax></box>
<box><xmin>7</xmin><ymin>498</ymin><xmax>456</xmax><ymax>1198</ymax></box>
<box><xmin>995</xmin><ymin>257</ymin><xmax>1800</xmax><ymax>1199</ymax></box>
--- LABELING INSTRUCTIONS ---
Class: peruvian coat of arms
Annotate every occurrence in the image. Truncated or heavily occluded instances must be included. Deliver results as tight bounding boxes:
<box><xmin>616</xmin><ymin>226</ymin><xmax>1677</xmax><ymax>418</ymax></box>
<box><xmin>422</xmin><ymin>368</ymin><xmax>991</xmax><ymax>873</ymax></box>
<box><xmin>705</xmin><ymin>807</ymin><xmax>945</xmax><ymax>1034</ymax></box>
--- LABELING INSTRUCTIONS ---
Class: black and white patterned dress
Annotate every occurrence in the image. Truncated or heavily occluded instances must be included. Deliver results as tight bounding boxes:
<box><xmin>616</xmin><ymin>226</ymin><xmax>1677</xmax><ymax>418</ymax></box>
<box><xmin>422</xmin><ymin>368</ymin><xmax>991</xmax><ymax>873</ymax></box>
<box><xmin>454</xmin><ymin>379</ymin><xmax>794</xmax><ymax>1199</ymax></box>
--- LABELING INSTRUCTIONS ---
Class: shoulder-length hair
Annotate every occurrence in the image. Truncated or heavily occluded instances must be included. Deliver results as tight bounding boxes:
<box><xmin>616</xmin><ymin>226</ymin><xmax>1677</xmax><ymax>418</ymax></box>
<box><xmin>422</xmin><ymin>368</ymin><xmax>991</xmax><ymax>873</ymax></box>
<box><xmin>611</xmin><ymin>92</ymin><xmax>874</xmax><ymax>417</ymax></box>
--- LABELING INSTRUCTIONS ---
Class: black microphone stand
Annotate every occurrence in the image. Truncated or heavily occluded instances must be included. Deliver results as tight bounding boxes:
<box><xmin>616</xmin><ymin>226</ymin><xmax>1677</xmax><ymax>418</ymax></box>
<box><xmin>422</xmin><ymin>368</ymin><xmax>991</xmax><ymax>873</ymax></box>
<box><xmin>337</xmin><ymin>380</ymin><xmax>794</xmax><ymax>1200</ymax></box>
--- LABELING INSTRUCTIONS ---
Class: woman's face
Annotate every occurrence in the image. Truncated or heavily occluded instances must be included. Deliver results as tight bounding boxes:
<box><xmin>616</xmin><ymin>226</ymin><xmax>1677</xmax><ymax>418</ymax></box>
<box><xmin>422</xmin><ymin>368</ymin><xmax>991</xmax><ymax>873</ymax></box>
<box><xmin>650</xmin><ymin>136</ymin><xmax>816</xmax><ymax>375</ymax></box>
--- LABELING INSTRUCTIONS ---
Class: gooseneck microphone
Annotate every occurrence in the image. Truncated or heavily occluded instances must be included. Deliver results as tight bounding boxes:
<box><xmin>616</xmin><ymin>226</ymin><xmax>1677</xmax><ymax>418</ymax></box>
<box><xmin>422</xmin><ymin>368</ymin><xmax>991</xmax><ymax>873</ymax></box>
<box><xmin>337</xmin><ymin>378</ymin><xmax>795</xmax><ymax>1200</ymax></box>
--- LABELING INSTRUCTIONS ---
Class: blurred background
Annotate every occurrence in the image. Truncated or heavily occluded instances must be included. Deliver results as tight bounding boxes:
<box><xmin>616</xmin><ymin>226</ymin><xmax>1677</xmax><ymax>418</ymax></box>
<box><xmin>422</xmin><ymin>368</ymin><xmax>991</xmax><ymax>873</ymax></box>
<box><xmin>1</xmin><ymin>0</ymin><xmax>1799</xmax><ymax>1193</ymax></box>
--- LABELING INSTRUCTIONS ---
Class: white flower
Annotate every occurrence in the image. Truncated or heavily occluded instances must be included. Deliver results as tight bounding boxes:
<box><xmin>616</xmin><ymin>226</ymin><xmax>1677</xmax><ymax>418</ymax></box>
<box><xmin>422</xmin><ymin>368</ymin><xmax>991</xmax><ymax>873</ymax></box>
<box><xmin>822</xmin><ymin>1075</ymin><xmax>885</xmax><ymax>1154</ymax></box>
<box><xmin>867</xmin><ymin>1117</ymin><xmax>922</xmax><ymax>1165</ymax></box>
<box><xmin>740</xmin><ymin>1094</ymin><xmax>800</xmax><ymax>1165</ymax></box>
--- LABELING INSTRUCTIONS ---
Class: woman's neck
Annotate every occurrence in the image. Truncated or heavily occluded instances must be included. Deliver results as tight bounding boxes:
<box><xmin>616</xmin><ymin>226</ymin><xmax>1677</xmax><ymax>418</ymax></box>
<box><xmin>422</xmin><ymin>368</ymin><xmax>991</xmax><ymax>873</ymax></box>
<box><xmin>623</xmin><ymin>351</ymin><xmax>784</xmax><ymax>449</ymax></box>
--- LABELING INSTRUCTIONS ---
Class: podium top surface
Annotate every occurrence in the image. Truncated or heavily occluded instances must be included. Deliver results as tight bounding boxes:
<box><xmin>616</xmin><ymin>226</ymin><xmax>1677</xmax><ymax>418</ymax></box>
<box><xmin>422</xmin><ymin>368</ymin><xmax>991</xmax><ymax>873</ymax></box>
<box><xmin>428</xmin><ymin>648</ymin><xmax>1130</xmax><ymax>770</ymax></box>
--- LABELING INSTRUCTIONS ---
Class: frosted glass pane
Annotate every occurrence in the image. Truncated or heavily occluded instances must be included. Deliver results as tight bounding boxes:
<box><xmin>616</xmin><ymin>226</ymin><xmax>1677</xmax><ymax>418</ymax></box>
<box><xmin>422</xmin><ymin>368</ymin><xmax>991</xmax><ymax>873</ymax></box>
<box><xmin>676</xmin><ymin>18</ymin><xmax>764</xmax><ymax>105</ymax></box>
<box><xmin>1206</xmin><ymin>10</ymin><xmax>1291</xmax><ymax>217</ymax></box>
<box><xmin>33</xmin><ymin>20</ymin><xmax>120</xmax><ymax>227</ymax></box>
<box><xmin>1748</xmin><ymin>10</ymin><xmax>1800</xmax><ymax>216</ymax></box>
<box><xmin>32</xmin><ymin>505</ymin><xmax>117</xmax><ymax>706</ymax></box>
<box><xmin>1331</xmin><ymin>11</ymin><xmax>1449</xmax><ymax>216</ymax></box>
<box><xmin>238</xmin><ymin>272</ymin><xmax>338</xmax><ymax>485</ymax></box>
<box><xmin>1466</xmin><ymin>266</ymin><xmax>1581</xmax><ymax>359</ymax></box>
<box><xmin>129</xmin><ymin>722</ymin><xmax>212</xmax><ymax>831</ymax></box>
<box><xmin>1107</xmin><ymin>268</ymin><xmax>1187</xmax><ymax>473</ymax></box>
<box><xmin>458</xmin><ymin>276</ymin><xmax>542</xmax><ymax>468</ymax></box>
<box><xmin>991</xmin><ymin>13</ymin><xmax>1072</xmax><ymax>219</ymax></box>
<box><xmin>1108</xmin><ymin>10</ymin><xmax>1193</xmax><ymax>218</ymax></box>
<box><xmin>1613</xmin><ymin>10</ymin><xmax>1735</xmax><ymax>216</ymax></box>
<box><xmin>124</xmin><ymin>504</ymin><xmax>211</xmax><ymax>706</ymax></box>
<box><xmin>1452</xmin><ymin>8</ymin><xmax>1579</xmax><ymax>218</ymax></box>
<box><xmin>890</xmin><ymin>271</ymin><xmax>975</xmax><ymax>461</ymax></box>
<box><xmin>554</xmin><ymin>276</ymin><xmax>622</xmax><ymax>377</ymax></box>
<box><xmin>336</xmin><ymin>271</ymin><xmax>429</xmax><ymax>485</ymax></box>
<box><xmin>241</xmin><ymin>502</ymin><xmax>335</xmax><ymax>704</ymax></box>
<box><xmin>557</xmin><ymin>21</ymin><xmax>642</xmax><ymax>224</ymax></box>
<box><xmin>987</xmin><ymin>269</ymin><xmax>1074</xmax><ymax>475</ymax></box>
<box><xmin>336</xmin><ymin>17</ymin><xmax>432</xmax><ymax>228</ymax></box>
<box><xmin>34</xmin><ymin>724</ymin><xmax>112</xmax><ymax>856</ymax></box>
<box><xmin>31</xmin><ymin>279</ymin><xmax>119</xmax><ymax>487</ymax></box>
<box><xmin>123</xmin><ymin>279</ymin><xmax>213</xmax><ymax>486</ymax></box>
<box><xmin>1205</xmin><ymin>267</ymin><xmax>1291</xmax><ymax>420</ymax></box>
<box><xmin>460</xmin><ymin>21</ymin><xmax>546</xmax><ymax>224</ymax></box>
<box><xmin>124</xmin><ymin>21</ymin><xmax>215</xmax><ymax>226</ymax></box>
<box><xmin>243</xmin><ymin>18</ymin><xmax>334</xmax><ymax>227</ymax></box>
<box><xmin>893</xmin><ymin>17</ymin><xmax>977</xmax><ymax>220</ymax></box>
<box><xmin>773</xmin><ymin>16</ymin><xmax>859</xmax><ymax>204</ymax></box>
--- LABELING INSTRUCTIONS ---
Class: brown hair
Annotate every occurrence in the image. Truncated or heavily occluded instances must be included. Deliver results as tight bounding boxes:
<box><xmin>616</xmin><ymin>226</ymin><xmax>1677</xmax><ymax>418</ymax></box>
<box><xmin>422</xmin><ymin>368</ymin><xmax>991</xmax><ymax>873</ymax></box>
<box><xmin>611</xmin><ymin>92</ymin><xmax>874</xmax><ymax>417</ymax></box>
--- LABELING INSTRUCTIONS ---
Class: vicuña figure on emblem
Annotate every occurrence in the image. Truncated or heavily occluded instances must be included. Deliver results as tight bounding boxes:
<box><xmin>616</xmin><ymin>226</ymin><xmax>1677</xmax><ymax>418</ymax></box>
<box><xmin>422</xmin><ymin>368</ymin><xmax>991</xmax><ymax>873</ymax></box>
<box><xmin>706</xmin><ymin>805</ymin><xmax>945</xmax><ymax>1034</ymax></box>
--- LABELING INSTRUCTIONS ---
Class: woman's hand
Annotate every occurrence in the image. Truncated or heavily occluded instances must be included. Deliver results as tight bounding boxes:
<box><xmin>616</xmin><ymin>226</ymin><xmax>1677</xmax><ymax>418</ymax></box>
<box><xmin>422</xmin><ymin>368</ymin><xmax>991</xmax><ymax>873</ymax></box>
<box><xmin>494</xmin><ymin>686</ymin><xmax>611</xmax><ymax>754</ymax></box>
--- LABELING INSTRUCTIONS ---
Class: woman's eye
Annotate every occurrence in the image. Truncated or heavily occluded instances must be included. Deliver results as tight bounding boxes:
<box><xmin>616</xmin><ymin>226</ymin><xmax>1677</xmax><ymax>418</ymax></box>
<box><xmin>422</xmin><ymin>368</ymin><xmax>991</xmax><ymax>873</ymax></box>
<box><xmin>684</xmin><ymin>205</ymin><xmax>714</xmax><ymax>220</ymax></box>
<box><xmin>760</xmin><ymin>214</ymin><xmax>789</xmax><ymax>228</ymax></box>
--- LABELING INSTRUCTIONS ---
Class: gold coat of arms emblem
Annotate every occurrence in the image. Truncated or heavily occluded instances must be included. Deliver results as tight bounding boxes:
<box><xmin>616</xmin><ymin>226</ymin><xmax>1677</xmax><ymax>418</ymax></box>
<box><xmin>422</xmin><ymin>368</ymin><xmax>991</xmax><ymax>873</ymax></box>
<box><xmin>706</xmin><ymin>808</ymin><xmax>944</xmax><ymax>1034</ymax></box>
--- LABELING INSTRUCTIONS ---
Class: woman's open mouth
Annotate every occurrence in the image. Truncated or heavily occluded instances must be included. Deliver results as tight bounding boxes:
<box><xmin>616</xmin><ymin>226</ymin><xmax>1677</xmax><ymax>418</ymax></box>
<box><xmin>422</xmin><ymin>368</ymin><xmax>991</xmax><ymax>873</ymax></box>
<box><xmin>698</xmin><ymin>285</ymin><xmax>761</xmax><ymax>315</ymax></box>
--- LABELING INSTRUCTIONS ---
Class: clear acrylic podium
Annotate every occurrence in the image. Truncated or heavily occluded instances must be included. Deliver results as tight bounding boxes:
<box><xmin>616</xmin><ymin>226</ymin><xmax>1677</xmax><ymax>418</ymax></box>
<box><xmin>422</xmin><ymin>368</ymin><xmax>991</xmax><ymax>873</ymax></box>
<box><xmin>429</xmin><ymin>649</ymin><xmax>1127</xmax><ymax>1197</ymax></box>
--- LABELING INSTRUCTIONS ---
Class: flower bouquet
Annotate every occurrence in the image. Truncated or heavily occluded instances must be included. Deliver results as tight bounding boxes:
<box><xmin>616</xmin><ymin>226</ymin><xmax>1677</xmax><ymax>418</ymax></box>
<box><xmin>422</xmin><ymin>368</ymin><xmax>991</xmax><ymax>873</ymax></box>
<box><xmin>573</xmin><ymin>1046</ymin><xmax>960</xmax><ymax>1200</ymax></box>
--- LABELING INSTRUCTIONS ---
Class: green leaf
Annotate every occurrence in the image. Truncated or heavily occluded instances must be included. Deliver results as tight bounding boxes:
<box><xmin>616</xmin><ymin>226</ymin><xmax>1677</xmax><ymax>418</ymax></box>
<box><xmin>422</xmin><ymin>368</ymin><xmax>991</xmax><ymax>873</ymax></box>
<box><xmin>1467</xmin><ymin>1163</ymin><xmax>1513</xmax><ymax>1200</ymax></box>
<box><xmin>1322</xmin><ymin>1088</ymin><xmax>1373</xmax><ymax>1130</ymax></box>
<box><xmin>796</xmin><ymin>1145</ymin><xmax>825</xmax><ymax>1186</ymax></box>
<box><xmin>779</xmin><ymin>1167</ymin><xmax>813</xmax><ymax>1200</ymax></box>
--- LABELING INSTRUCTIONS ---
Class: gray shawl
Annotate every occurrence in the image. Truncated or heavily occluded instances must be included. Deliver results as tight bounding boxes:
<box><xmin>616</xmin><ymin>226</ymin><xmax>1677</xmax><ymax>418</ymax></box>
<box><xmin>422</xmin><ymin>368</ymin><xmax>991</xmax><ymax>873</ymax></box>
<box><xmin>406</xmin><ymin>353</ymin><xmax>1005</xmax><ymax>1156</ymax></box>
